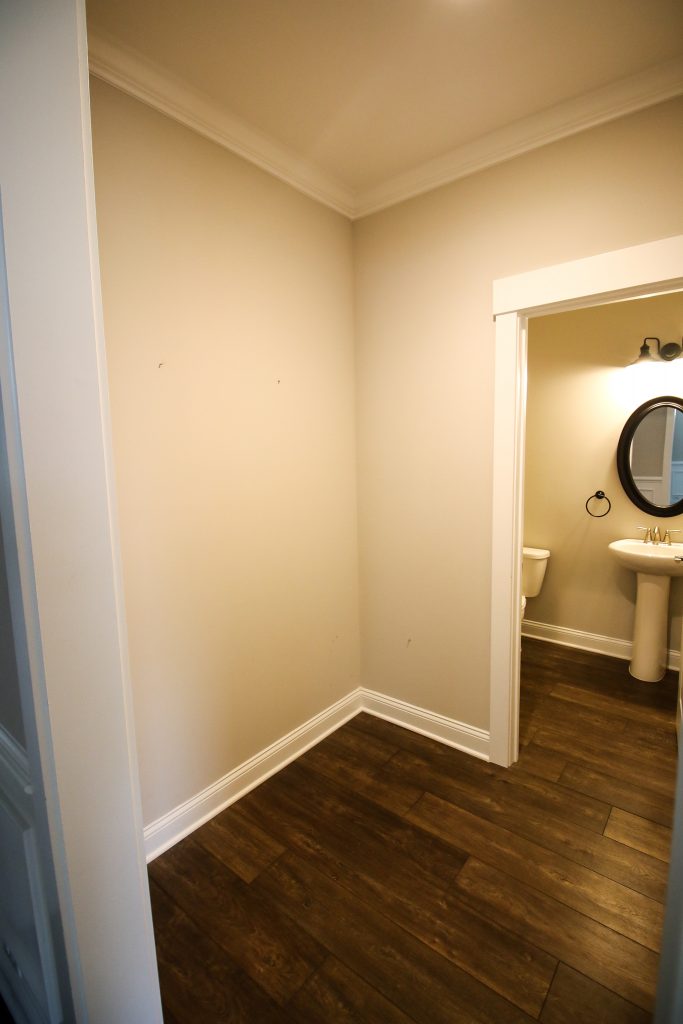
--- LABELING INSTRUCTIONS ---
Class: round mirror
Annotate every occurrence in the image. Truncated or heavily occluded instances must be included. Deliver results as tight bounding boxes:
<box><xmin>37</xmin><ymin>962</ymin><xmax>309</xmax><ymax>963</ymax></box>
<box><xmin>617</xmin><ymin>396</ymin><xmax>683</xmax><ymax>516</ymax></box>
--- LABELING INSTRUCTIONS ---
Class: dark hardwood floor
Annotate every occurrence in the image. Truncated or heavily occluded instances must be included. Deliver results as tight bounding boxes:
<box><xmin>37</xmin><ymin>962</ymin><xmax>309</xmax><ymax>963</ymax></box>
<box><xmin>149</xmin><ymin>639</ymin><xmax>678</xmax><ymax>1023</ymax></box>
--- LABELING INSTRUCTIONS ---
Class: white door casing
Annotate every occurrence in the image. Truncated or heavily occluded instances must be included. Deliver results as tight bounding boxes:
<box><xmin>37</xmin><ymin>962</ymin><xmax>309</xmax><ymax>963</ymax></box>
<box><xmin>0</xmin><ymin>201</ymin><xmax>72</xmax><ymax>1023</ymax></box>
<box><xmin>490</xmin><ymin>232</ymin><xmax>683</xmax><ymax>767</ymax></box>
<box><xmin>0</xmin><ymin>0</ymin><xmax>163</xmax><ymax>1019</ymax></box>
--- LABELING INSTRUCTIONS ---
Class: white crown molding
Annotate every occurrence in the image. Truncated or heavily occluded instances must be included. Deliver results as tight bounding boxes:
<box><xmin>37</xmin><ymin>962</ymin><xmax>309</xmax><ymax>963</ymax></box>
<box><xmin>87</xmin><ymin>31</ymin><xmax>356</xmax><ymax>218</ymax></box>
<box><xmin>88</xmin><ymin>33</ymin><xmax>683</xmax><ymax>221</ymax></box>
<box><xmin>356</xmin><ymin>57</ymin><xmax>683</xmax><ymax>218</ymax></box>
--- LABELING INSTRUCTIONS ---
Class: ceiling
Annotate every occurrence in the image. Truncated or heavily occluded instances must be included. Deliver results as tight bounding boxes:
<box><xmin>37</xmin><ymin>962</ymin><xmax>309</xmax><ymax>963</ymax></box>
<box><xmin>86</xmin><ymin>0</ymin><xmax>683</xmax><ymax>217</ymax></box>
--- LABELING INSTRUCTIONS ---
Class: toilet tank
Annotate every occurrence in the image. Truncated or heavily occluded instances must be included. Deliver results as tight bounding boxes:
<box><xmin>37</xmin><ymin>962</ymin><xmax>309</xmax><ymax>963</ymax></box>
<box><xmin>522</xmin><ymin>546</ymin><xmax>550</xmax><ymax>597</ymax></box>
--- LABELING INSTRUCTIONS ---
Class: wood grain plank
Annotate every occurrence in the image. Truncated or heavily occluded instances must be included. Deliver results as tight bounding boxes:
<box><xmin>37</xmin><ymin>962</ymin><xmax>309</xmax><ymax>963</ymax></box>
<box><xmin>510</xmin><ymin>742</ymin><xmax>567</xmax><ymax>782</ymax></box>
<box><xmin>524</xmin><ymin>688</ymin><xmax>671</xmax><ymax>770</ymax></box>
<box><xmin>532</xmin><ymin>726</ymin><xmax>676</xmax><ymax>798</ymax></box>
<box><xmin>521</xmin><ymin>642</ymin><xmax>631</xmax><ymax>688</ymax></box>
<box><xmin>296</xmin><ymin>730</ymin><xmax>422</xmax><ymax>816</ymax></box>
<box><xmin>381</xmin><ymin>749</ymin><xmax>667</xmax><ymax>900</ymax></box>
<box><xmin>239</xmin><ymin>762</ymin><xmax>556</xmax><ymax>1015</ymax></box>
<box><xmin>244</xmin><ymin>756</ymin><xmax>466</xmax><ymax>885</ymax></box>
<box><xmin>526</xmin><ymin>693</ymin><xmax>676</xmax><ymax>773</ymax></box>
<box><xmin>521</xmin><ymin>639</ymin><xmax>627</xmax><ymax>677</ymax></box>
<box><xmin>346</xmin><ymin>712</ymin><xmax>435</xmax><ymax>752</ymax></box>
<box><xmin>520</xmin><ymin>692</ymin><xmax>630</xmax><ymax>744</ymax></box>
<box><xmin>288</xmin><ymin>957</ymin><xmax>418</xmax><ymax>1024</ymax></box>
<box><xmin>195</xmin><ymin>803</ymin><xmax>285</xmax><ymax>882</ymax></box>
<box><xmin>322</xmin><ymin>722</ymin><xmax>400</xmax><ymax>765</ymax></box>
<box><xmin>149</xmin><ymin>836</ymin><xmax>324</xmax><ymax>1005</ymax></box>
<box><xmin>455</xmin><ymin>858</ymin><xmax>659</xmax><ymax>1012</ymax></box>
<box><xmin>549</xmin><ymin>678</ymin><xmax>676</xmax><ymax>724</ymax></box>
<box><xmin>604</xmin><ymin>807</ymin><xmax>672</xmax><ymax>863</ymax></box>
<box><xmin>254</xmin><ymin>851</ymin><xmax>538</xmax><ymax>1024</ymax></box>
<box><xmin>149</xmin><ymin>879</ymin><xmax>287</xmax><ymax>1023</ymax></box>
<box><xmin>409</xmin><ymin>792</ymin><xmax>664</xmax><ymax>950</ymax></box>
<box><xmin>558</xmin><ymin>761</ymin><xmax>674</xmax><ymax>828</ymax></box>
<box><xmin>380</xmin><ymin>744</ymin><xmax>611</xmax><ymax>834</ymax></box>
<box><xmin>540</xmin><ymin>963</ymin><xmax>651</xmax><ymax>1024</ymax></box>
<box><xmin>522</xmin><ymin>642</ymin><xmax>677</xmax><ymax>720</ymax></box>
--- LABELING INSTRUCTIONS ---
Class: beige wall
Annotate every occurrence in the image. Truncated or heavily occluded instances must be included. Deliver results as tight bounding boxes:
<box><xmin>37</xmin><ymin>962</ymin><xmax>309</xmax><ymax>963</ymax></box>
<box><xmin>90</xmin><ymin>80</ymin><xmax>360</xmax><ymax>826</ymax></box>
<box><xmin>354</xmin><ymin>96</ymin><xmax>683</xmax><ymax>730</ymax></box>
<box><xmin>525</xmin><ymin>292</ymin><xmax>683</xmax><ymax>648</ymax></box>
<box><xmin>92</xmin><ymin>76</ymin><xmax>683</xmax><ymax>815</ymax></box>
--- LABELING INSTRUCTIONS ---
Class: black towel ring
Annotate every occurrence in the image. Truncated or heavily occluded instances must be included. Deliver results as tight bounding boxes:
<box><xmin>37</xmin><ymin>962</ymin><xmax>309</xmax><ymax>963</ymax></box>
<box><xmin>585</xmin><ymin>490</ymin><xmax>611</xmax><ymax>517</ymax></box>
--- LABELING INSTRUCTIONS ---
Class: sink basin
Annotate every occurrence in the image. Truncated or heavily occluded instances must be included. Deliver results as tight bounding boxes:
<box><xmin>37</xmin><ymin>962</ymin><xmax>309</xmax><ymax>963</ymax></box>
<box><xmin>608</xmin><ymin>538</ymin><xmax>683</xmax><ymax>681</ymax></box>
<box><xmin>608</xmin><ymin>539</ymin><xmax>683</xmax><ymax>576</ymax></box>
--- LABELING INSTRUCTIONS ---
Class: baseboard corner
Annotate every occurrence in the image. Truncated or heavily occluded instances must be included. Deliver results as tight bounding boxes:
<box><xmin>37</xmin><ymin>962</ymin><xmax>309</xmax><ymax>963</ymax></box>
<box><xmin>360</xmin><ymin>687</ymin><xmax>490</xmax><ymax>761</ymax></box>
<box><xmin>143</xmin><ymin>684</ymin><xmax>491</xmax><ymax>860</ymax></box>
<box><xmin>143</xmin><ymin>686</ymin><xmax>363</xmax><ymax>861</ymax></box>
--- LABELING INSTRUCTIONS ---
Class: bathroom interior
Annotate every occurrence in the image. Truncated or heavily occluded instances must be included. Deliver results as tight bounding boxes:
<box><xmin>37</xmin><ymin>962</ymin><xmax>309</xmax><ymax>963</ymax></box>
<box><xmin>523</xmin><ymin>290</ymin><xmax>683</xmax><ymax>705</ymax></box>
<box><xmin>3</xmin><ymin>2</ymin><xmax>683</xmax><ymax>1023</ymax></box>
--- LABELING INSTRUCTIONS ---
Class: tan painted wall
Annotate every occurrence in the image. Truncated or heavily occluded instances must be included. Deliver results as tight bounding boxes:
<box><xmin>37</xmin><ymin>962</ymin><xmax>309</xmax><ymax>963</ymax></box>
<box><xmin>525</xmin><ymin>292</ymin><xmax>683</xmax><ymax>648</ymax></box>
<box><xmin>354</xmin><ymin>96</ymin><xmax>683</xmax><ymax>730</ymax></box>
<box><xmin>92</xmin><ymin>76</ymin><xmax>683</xmax><ymax>808</ymax></box>
<box><xmin>90</xmin><ymin>80</ymin><xmax>360</xmax><ymax>826</ymax></box>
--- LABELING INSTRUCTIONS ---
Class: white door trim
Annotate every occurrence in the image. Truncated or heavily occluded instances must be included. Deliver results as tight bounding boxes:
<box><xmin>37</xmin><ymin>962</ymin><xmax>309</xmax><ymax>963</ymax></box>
<box><xmin>489</xmin><ymin>312</ymin><xmax>527</xmax><ymax>766</ymax></box>
<box><xmin>1</xmin><ymin>1</ymin><xmax>163</xmax><ymax>1019</ymax></box>
<box><xmin>489</xmin><ymin>233</ymin><xmax>683</xmax><ymax>768</ymax></box>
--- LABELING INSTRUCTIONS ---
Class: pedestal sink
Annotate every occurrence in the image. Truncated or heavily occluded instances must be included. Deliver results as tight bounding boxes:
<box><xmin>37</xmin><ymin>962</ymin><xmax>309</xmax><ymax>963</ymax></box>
<box><xmin>608</xmin><ymin>539</ymin><xmax>683</xmax><ymax>681</ymax></box>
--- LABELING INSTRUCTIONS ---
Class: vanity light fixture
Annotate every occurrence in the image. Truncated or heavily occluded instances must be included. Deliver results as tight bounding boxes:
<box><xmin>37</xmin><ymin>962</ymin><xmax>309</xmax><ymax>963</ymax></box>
<box><xmin>635</xmin><ymin>336</ymin><xmax>683</xmax><ymax>362</ymax></box>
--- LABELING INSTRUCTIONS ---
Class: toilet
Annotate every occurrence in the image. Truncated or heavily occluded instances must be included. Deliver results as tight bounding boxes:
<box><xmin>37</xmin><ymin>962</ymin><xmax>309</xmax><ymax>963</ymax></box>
<box><xmin>521</xmin><ymin>546</ymin><xmax>550</xmax><ymax>618</ymax></box>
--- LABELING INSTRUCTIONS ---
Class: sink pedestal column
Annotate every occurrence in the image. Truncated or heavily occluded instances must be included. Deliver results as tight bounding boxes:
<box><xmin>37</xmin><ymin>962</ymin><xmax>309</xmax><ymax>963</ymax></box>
<box><xmin>630</xmin><ymin>572</ymin><xmax>670</xmax><ymax>682</ymax></box>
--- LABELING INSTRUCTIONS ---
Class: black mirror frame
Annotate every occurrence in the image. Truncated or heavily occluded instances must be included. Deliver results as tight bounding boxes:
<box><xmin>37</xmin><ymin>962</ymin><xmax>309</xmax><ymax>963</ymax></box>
<box><xmin>616</xmin><ymin>395</ymin><xmax>683</xmax><ymax>518</ymax></box>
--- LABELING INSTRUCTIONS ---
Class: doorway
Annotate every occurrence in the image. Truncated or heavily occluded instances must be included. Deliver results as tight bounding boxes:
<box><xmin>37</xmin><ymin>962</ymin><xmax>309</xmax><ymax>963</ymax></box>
<box><xmin>489</xmin><ymin>233</ymin><xmax>683</xmax><ymax>768</ymax></box>
<box><xmin>522</xmin><ymin>291</ymin><xmax>683</xmax><ymax>666</ymax></box>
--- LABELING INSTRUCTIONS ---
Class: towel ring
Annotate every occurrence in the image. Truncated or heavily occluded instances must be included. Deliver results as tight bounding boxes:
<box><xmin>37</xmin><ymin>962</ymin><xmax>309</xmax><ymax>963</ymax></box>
<box><xmin>585</xmin><ymin>490</ymin><xmax>611</xmax><ymax>517</ymax></box>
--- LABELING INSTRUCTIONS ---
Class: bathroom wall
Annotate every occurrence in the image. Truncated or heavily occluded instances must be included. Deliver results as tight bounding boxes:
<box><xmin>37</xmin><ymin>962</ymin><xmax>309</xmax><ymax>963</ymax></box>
<box><xmin>354</xmin><ymin>96</ymin><xmax>683</xmax><ymax>730</ymax></box>
<box><xmin>524</xmin><ymin>291</ymin><xmax>683</xmax><ymax>652</ymax></box>
<box><xmin>90</xmin><ymin>79</ymin><xmax>360</xmax><ymax>826</ymax></box>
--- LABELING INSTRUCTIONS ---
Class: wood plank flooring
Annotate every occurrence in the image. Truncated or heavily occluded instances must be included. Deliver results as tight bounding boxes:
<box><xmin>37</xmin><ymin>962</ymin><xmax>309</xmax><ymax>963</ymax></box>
<box><xmin>149</xmin><ymin>639</ymin><xmax>678</xmax><ymax>1023</ymax></box>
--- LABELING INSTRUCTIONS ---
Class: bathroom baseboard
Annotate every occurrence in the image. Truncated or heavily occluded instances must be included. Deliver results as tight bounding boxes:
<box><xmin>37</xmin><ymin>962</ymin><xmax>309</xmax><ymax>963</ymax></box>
<box><xmin>522</xmin><ymin>619</ymin><xmax>681</xmax><ymax>673</ymax></box>
<box><xmin>143</xmin><ymin>688</ymin><xmax>364</xmax><ymax>861</ymax></box>
<box><xmin>360</xmin><ymin>689</ymin><xmax>490</xmax><ymax>761</ymax></box>
<box><xmin>143</xmin><ymin>688</ymin><xmax>491</xmax><ymax>861</ymax></box>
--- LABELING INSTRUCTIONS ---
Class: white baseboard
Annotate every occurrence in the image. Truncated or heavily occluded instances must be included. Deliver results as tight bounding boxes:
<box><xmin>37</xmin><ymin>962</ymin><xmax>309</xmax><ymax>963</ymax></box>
<box><xmin>522</xmin><ymin>619</ymin><xmax>681</xmax><ymax>673</ymax></box>
<box><xmin>144</xmin><ymin>688</ymin><xmax>363</xmax><ymax>861</ymax></box>
<box><xmin>360</xmin><ymin>688</ymin><xmax>489</xmax><ymax>761</ymax></box>
<box><xmin>144</xmin><ymin>687</ymin><xmax>490</xmax><ymax>860</ymax></box>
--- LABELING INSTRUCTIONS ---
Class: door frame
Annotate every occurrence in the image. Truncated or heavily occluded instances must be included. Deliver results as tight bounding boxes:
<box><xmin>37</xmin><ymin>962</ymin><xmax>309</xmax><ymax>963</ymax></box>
<box><xmin>489</xmin><ymin>233</ymin><xmax>683</xmax><ymax>768</ymax></box>
<box><xmin>1</xmin><ymin>1</ymin><xmax>163</xmax><ymax>1019</ymax></box>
